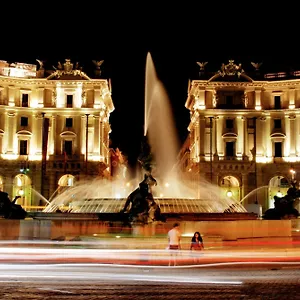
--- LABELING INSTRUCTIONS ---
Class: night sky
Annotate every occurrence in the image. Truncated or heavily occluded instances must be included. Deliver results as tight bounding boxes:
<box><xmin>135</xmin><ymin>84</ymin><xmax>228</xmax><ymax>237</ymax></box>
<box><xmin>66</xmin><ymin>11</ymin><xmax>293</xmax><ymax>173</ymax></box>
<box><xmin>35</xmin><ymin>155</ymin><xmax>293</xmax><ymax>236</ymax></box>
<box><xmin>2</xmin><ymin>7</ymin><xmax>299</xmax><ymax>171</ymax></box>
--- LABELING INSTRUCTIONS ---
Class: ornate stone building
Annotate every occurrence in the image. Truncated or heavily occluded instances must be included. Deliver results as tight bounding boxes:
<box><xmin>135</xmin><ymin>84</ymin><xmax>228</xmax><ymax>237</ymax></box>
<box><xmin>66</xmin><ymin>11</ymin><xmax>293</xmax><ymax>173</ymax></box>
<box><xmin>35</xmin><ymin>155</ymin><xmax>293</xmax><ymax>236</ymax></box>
<box><xmin>0</xmin><ymin>58</ymin><xmax>114</xmax><ymax>210</ymax></box>
<box><xmin>181</xmin><ymin>60</ymin><xmax>300</xmax><ymax>213</ymax></box>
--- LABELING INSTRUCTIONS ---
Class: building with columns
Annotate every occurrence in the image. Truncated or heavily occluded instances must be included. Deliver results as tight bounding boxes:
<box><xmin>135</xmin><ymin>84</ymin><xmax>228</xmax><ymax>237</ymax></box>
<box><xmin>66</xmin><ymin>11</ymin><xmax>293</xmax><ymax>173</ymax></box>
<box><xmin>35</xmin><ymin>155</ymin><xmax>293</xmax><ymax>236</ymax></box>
<box><xmin>0</xmin><ymin>58</ymin><xmax>114</xmax><ymax>210</ymax></box>
<box><xmin>180</xmin><ymin>60</ymin><xmax>300</xmax><ymax>214</ymax></box>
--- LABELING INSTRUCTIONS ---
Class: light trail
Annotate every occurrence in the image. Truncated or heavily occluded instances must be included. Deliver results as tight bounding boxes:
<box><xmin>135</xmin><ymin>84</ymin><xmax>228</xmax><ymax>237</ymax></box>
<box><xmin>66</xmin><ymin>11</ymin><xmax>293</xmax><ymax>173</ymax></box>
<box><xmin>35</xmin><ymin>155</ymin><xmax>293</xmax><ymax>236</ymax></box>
<box><xmin>0</xmin><ymin>263</ymin><xmax>243</xmax><ymax>285</ymax></box>
<box><xmin>0</xmin><ymin>239</ymin><xmax>299</xmax><ymax>267</ymax></box>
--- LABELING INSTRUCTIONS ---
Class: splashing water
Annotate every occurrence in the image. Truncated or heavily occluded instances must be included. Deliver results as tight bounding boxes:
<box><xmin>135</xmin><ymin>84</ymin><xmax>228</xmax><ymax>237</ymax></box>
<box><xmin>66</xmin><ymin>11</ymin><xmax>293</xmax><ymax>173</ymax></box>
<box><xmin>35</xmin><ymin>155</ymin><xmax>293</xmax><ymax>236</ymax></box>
<box><xmin>31</xmin><ymin>189</ymin><xmax>50</xmax><ymax>205</ymax></box>
<box><xmin>239</xmin><ymin>186</ymin><xmax>269</xmax><ymax>204</ymax></box>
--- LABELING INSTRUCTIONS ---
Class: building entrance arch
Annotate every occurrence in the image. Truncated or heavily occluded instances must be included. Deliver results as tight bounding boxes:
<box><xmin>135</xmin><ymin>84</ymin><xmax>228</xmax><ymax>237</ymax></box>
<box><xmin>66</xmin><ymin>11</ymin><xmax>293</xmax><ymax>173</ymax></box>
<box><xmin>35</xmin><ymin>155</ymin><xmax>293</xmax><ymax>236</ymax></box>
<box><xmin>219</xmin><ymin>175</ymin><xmax>240</xmax><ymax>201</ymax></box>
<box><xmin>13</xmin><ymin>174</ymin><xmax>32</xmax><ymax>208</ymax></box>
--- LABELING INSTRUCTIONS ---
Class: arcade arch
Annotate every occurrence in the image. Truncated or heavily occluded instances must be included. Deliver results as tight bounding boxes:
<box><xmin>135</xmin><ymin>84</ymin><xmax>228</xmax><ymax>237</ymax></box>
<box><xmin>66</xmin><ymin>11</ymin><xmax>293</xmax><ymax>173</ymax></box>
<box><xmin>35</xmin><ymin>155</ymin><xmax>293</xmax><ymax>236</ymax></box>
<box><xmin>58</xmin><ymin>174</ymin><xmax>75</xmax><ymax>187</ymax></box>
<box><xmin>13</xmin><ymin>174</ymin><xmax>32</xmax><ymax>207</ymax></box>
<box><xmin>268</xmin><ymin>176</ymin><xmax>289</xmax><ymax>209</ymax></box>
<box><xmin>219</xmin><ymin>175</ymin><xmax>240</xmax><ymax>201</ymax></box>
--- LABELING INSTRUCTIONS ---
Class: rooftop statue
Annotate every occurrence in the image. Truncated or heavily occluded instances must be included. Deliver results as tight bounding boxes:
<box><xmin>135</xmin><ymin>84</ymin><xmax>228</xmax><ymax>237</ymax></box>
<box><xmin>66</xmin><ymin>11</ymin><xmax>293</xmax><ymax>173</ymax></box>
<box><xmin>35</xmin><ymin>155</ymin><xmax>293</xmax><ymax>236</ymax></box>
<box><xmin>0</xmin><ymin>191</ymin><xmax>27</xmax><ymax>219</ymax></box>
<box><xmin>47</xmin><ymin>59</ymin><xmax>90</xmax><ymax>80</ymax></box>
<box><xmin>263</xmin><ymin>179</ymin><xmax>299</xmax><ymax>220</ymax></box>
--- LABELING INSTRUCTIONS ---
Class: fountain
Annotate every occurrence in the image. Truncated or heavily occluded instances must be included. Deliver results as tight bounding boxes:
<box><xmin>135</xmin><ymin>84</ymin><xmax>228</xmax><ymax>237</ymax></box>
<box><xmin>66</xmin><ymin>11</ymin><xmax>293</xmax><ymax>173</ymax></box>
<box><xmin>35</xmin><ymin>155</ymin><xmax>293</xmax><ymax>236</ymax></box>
<box><xmin>41</xmin><ymin>52</ymin><xmax>251</xmax><ymax>221</ymax></box>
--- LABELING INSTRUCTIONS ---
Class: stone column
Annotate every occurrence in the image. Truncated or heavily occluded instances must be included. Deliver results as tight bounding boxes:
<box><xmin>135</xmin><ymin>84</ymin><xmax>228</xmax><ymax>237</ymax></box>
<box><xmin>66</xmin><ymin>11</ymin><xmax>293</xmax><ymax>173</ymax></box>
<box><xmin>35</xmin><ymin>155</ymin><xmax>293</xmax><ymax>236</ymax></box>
<box><xmin>8</xmin><ymin>86</ymin><xmax>15</xmax><ymax>107</ymax></box>
<box><xmin>213</xmin><ymin>116</ymin><xmax>218</xmax><ymax>160</ymax></box>
<box><xmin>255</xmin><ymin>90</ymin><xmax>262</xmax><ymax>110</ymax></box>
<box><xmin>94</xmin><ymin>87</ymin><xmax>102</xmax><ymax>107</ymax></box>
<box><xmin>55</xmin><ymin>115</ymin><xmax>62</xmax><ymax>155</ymax></box>
<box><xmin>256</xmin><ymin>116</ymin><xmax>266</xmax><ymax>160</ymax></box>
<box><xmin>199</xmin><ymin>116</ymin><xmax>206</xmax><ymax>161</ymax></box>
<box><xmin>194</xmin><ymin>119</ymin><xmax>200</xmax><ymax>160</ymax></box>
<box><xmin>197</xmin><ymin>88</ymin><xmax>206</xmax><ymax>109</ymax></box>
<box><xmin>286</xmin><ymin>114</ymin><xmax>296</xmax><ymax>157</ymax></box>
<box><xmin>31</xmin><ymin>114</ymin><xmax>39</xmax><ymax>155</ymax></box>
<box><xmin>36</xmin><ymin>114</ymin><xmax>44</xmax><ymax>155</ymax></box>
<box><xmin>37</xmin><ymin>87</ymin><xmax>44</xmax><ymax>108</ymax></box>
<box><xmin>290</xmin><ymin>114</ymin><xmax>296</xmax><ymax>157</ymax></box>
<box><xmin>50</xmin><ymin>115</ymin><xmax>56</xmax><ymax>155</ymax></box>
<box><xmin>242</xmin><ymin>117</ymin><xmax>248</xmax><ymax>159</ymax></box>
<box><xmin>283</xmin><ymin>115</ymin><xmax>289</xmax><ymax>158</ymax></box>
<box><xmin>5</xmin><ymin>112</ymin><xmax>16</xmax><ymax>153</ymax></box>
<box><xmin>81</xmin><ymin>115</ymin><xmax>86</xmax><ymax>155</ymax></box>
<box><xmin>217</xmin><ymin>116</ymin><xmax>224</xmax><ymax>157</ymax></box>
<box><xmin>236</xmin><ymin>116</ymin><xmax>243</xmax><ymax>159</ymax></box>
<box><xmin>265</xmin><ymin>116</ymin><xmax>272</xmax><ymax>158</ymax></box>
<box><xmin>289</xmin><ymin>88</ymin><xmax>295</xmax><ymax>109</ymax></box>
<box><xmin>93</xmin><ymin>115</ymin><xmax>100</xmax><ymax>155</ymax></box>
<box><xmin>100</xmin><ymin>120</ymin><xmax>104</xmax><ymax>159</ymax></box>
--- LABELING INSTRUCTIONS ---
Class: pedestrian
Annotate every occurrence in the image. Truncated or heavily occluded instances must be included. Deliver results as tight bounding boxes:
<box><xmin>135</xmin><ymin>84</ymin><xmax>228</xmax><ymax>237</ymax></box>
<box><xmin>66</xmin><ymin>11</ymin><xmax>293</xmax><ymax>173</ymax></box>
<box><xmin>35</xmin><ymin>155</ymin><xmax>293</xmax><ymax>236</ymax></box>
<box><xmin>190</xmin><ymin>231</ymin><xmax>204</xmax><ymax>263</ymax></box>
<box><xmin>167</xmin><ymin>222</ymin><xmax>181</xmax><ymax>266</ymax></box>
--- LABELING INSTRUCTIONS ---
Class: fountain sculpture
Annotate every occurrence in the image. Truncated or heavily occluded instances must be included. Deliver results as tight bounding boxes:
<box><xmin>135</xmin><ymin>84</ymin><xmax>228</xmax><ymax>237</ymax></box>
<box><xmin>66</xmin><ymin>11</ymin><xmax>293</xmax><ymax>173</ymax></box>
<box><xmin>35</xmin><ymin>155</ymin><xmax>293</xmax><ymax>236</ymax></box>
<box><xmin>42</xmin><ymin>52</ymin><xmax>249</xmax><ymax>220</ymax></box>
<box><xmin>263</xmin><ymin>179</ymin><xmax>299</xmax><ymax>220</ymax></box>
<box><xmin>0</xmin><ymin>192</ymin><xmax>27</xmax><ymax>219</ymax></box>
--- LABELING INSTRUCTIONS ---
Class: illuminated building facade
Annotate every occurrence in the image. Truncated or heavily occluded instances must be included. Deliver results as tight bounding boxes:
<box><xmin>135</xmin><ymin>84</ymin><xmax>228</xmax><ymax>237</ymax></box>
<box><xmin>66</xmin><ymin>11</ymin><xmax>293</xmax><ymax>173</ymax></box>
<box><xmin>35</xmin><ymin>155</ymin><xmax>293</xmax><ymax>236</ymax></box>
<box><xmin>0</xmin><ymin>59</ymin><xmax>114</xmax><ymax>210</ymax></box>
<box><xmin>180</xmin><ymin>60</ymin><xmax>300</xmax><ymax>213</ymax></box>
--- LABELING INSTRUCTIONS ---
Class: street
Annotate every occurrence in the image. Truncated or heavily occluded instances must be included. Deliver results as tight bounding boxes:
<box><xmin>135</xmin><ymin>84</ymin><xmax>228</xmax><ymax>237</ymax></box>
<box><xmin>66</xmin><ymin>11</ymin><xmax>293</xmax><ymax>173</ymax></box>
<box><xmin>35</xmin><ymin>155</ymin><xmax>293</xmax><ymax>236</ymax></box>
<box><xmin>0</xmin><ymin>263</ymin><xmax>299</xmax><ymax>299</ymax></box>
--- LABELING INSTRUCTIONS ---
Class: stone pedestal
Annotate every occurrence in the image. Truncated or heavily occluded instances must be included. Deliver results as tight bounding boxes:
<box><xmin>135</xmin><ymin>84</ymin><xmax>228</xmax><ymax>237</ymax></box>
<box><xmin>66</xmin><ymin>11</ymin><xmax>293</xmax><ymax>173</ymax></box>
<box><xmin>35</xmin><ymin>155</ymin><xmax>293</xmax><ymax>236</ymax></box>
<box><xmin>131</xmin><ymin>223</ymin><xmax>156</xmax><ymax>236</ymax></box>
<box><xmin>132</xmin><ymin>224</ymin><xmax>145</xmax><ymax>236</ymax></box>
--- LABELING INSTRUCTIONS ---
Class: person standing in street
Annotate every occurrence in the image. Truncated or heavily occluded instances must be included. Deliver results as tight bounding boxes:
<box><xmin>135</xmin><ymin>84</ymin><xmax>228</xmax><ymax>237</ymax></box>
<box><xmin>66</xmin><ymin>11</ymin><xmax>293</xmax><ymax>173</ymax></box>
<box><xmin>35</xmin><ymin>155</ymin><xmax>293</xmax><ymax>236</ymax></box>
<box><xmin>167</xmin><ymin>222</ymin><xmax>181</xmax><ymax>266</ymax></box>
<box><xmin>190</xmin><ymin>231</ymin><xmax>204</xmax><ymax>263</ymax></box>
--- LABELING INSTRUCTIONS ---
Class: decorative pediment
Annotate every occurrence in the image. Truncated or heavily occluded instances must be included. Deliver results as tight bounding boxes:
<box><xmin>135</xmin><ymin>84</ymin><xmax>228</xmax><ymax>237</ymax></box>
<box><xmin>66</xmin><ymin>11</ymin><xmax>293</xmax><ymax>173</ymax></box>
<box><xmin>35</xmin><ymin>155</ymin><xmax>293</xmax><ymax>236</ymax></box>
<box><xmin>17</xmin><ymin>130</ymin><xmax>32</xmax><ymax>138</ymax></box>
<box><xmin>270</xmin><ymin>132</ymin><xmax>286</xmax><ymax>142</ymax></box>
<box><xmin>219</xmin><ymin>60</ymin><xmax>244</xmax><ymax>77</ymax></box>
<box><xmin>208</xmin><ymin>60</ymin><xmax>253</xmax><ymax>82</ymax></box>
<box><xmin>222</xmin><ymin>132</ymin><xmax>238</xmax><ymax>141</ymax></box>
<box><xmin>47</xmin><ymin>59</ymin><xmax>91</xmax><ymax>80</ymax></box>
<box><xmin>60</xmin><ymin>131</ymin><xmax>76</xmax><ymax>138</ymax></box>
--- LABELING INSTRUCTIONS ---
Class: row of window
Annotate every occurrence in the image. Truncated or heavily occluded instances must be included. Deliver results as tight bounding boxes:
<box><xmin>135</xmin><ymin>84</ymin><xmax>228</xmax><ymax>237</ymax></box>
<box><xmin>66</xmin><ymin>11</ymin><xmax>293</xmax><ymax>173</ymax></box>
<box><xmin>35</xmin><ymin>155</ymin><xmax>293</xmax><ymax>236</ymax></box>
<box><xmin>222</xmin><ymin>95</ymin><xmax>282</xmax><ymax>109</ymax></box>
<box><xmin>215</xmin><ymin>118</ymin><xmax>283</xmax><ymax>130</ymax></box>
<box><xmin>20</xmin><ymin>117</ymin><xmax>73</xmax><ymax>128</ymax></box>
<box><xmin>225</xmin><ymin>141</ymin><xmax>283</xmax><ymax>158</ymax></box>
<box><xmin>12</xmin><ymin>139</ymin><xmax>287</xmax><ymax>158</ymax></box>
<box><xmin>16</xmin><ymin>94</ymin><xmax>74</xmax><ymax>108</ymax></box>
<box><xmin>19</xmin><ymin>140</ymin><xmax>73</xmax><ymax>156</ymax></box>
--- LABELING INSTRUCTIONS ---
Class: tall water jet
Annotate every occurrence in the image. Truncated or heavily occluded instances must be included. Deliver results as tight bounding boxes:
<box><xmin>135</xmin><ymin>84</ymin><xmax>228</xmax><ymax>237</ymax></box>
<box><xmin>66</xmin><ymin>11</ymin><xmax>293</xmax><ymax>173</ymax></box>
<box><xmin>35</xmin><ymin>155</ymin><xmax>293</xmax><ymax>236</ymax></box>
<box><xmin>144</xmin><ymin>52</ymin><xmax>180</xmax><ymax>180</ymax></box>
<box><xmin>144</xmin><ymin>52</ymin><xmax>156</xmax><ymax>137</ymax></box>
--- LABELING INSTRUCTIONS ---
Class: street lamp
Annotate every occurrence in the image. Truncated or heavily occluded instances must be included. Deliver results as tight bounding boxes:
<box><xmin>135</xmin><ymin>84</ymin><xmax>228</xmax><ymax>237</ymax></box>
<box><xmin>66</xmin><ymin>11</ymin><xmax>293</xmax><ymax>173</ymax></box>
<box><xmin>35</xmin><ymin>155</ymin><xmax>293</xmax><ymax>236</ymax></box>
<box><xmin>226</xmin><ymin>190</ymin><xmax>233</xmax><ymax>197</ymax></box>
<box><xmin>290</xmin><ymin>169</ymin><xmax>296</xmax><ymax>181</ymax></box>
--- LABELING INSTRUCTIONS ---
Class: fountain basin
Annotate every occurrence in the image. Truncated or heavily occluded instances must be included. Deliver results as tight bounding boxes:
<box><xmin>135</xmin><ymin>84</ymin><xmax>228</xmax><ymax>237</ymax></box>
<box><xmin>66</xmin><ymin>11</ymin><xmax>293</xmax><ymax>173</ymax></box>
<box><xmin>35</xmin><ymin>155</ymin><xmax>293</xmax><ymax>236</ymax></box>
<box><xmin>43</xmin><ymin>197</ymin><xmax>248</xmax><ymax>214</ymax></box>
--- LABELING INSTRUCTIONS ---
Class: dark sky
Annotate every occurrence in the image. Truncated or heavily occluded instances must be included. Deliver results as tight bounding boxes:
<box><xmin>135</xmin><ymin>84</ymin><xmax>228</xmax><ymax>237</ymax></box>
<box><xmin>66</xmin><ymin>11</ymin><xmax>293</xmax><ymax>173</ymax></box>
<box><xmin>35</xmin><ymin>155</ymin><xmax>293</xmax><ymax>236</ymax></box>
<box><xmin>2</xmin><ymin>6</ymin><xmax>300</xmax><ymax>169</ymax></box>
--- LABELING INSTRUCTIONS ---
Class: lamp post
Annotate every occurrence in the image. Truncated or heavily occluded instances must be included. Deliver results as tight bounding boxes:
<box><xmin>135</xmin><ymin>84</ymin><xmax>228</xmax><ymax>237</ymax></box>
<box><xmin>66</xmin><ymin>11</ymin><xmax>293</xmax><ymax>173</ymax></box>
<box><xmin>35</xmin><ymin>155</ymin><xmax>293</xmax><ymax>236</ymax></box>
<box><xmin>85</xmin><ymin>114</ymin><xmax>90</xmax><ymax>175</ymax></box>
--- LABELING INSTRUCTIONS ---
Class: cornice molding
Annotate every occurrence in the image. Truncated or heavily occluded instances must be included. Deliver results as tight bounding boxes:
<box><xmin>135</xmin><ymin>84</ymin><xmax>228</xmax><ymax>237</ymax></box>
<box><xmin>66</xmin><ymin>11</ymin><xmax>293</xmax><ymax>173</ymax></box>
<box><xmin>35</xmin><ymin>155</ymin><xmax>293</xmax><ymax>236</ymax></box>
<box><xmin>0</xmin><ymin>76</ymin><xmax>108</xmax><ymax>87</ymax></box>
<box><xmin>192</xmin><ymin>79</ymin><xmax>300</xmax><ymax>89</ymax></box>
